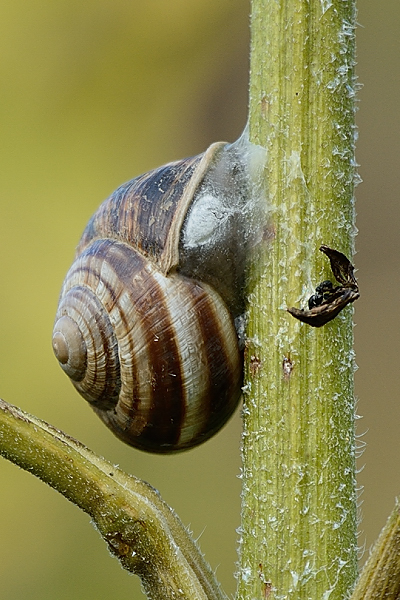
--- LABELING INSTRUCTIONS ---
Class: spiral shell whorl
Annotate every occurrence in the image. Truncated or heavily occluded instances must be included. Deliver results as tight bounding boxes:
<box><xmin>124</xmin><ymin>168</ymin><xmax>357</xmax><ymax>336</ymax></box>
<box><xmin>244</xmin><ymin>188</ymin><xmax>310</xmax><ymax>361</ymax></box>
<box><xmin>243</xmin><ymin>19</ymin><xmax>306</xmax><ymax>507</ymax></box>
<box><xmin>53</xmin><ymin>246</ymin><xmax>122</xmax><ymax>408</ymax></box>
<box><xmin>53</xmin><ymin>141</ymin><xmax>247</xmax><ymax>453</ymax></box>
<box><xmin>53</xmin><ymin>238</ymin><xmax>241</xmax><ymax>453</ymax></box>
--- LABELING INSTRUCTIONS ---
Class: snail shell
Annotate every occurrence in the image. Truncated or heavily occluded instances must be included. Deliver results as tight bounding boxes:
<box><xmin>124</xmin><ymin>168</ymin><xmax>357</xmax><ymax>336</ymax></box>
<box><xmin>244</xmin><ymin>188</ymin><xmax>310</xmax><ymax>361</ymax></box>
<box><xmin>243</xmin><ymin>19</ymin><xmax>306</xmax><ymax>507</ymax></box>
<box><xmin>52</xmin><ymin>141</ymin><xmax>255</xmax><ymax>453</ymax></box>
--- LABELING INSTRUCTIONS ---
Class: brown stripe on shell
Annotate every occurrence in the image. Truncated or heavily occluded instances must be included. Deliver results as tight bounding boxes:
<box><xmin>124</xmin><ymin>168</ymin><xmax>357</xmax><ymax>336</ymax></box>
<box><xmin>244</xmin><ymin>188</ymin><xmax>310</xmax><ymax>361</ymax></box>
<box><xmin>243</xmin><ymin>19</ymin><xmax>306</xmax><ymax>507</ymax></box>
<box><xmin>152</xmin><ymin>271</ymin><xmax>212</xmax><ymax>448</ymax></box>
<box><xmin>76</xmin><ymin>156</ymin><xmax>201</xmax><ymax>265</ymax></box>
<box><xmin>72</xmin><ymin>238</ymin><xmax>241</xmax><ymax>452</ymax></box>
<box><xmin>76</xmin><ymin>239</ymin><xmax>187</xmax><ymax>451</ymax></box>
<box><xmin>60</xmin><ymin>238</ymin><xmax>170</xmax><ymax>446</ymax></box>
<box><xmin>69</xmin><ymin>240</ymin><xmax>145</xmax><ymax>416</ymax></box>
<box><xmin>178</xmin><ymin>278</ymin><xmax>242</xmax><ymax>449</ymax></box>
<box><xmin>57</xmin><ymin>240</ymin><xmax>140</xmax><ymax>411</ymax></box>
<box><xmin>76</xmin><ymin>143</ymin><xmax>226</xmax><ymax>275</ymax></box>
<box><xmin>114</xmin><ymin>259</ymin><xmax>187</xmax><ymax>451</ymax></box>
<box><xmin>55</xmin><ymin>285</ymin><xmax>121</xmax><ymax>409</ymax></box>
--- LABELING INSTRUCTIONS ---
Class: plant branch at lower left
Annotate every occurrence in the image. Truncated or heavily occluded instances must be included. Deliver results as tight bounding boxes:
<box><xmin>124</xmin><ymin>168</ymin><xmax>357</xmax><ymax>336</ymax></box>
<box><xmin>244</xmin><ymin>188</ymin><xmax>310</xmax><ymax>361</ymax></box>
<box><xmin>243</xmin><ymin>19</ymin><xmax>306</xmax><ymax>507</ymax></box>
<box><xmin>0</xmin><ymin>398</ymin><xmax>227</xmax><ymax>600</ymax></box>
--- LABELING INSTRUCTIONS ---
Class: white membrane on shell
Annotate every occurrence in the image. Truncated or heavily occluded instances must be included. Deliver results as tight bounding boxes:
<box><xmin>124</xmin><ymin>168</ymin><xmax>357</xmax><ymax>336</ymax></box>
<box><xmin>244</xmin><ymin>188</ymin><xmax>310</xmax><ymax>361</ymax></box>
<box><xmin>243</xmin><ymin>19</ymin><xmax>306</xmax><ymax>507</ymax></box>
<box><xmin>182</xmin><ymin>128</ymin><xmax>268</xmax><ymax>252</ymax></box>
<box><xmin>183</xmin><ymin>193</ymin><xmax>231</xmax><ymax>247</ymax></box>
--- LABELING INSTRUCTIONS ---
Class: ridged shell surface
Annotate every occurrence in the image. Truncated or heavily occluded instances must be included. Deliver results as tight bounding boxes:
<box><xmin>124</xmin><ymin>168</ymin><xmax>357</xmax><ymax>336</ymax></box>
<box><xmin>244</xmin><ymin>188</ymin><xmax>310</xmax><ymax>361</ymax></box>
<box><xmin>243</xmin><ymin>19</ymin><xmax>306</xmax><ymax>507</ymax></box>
<box><xmin>53</xmin><ymin>143</ymin><xmax>243</xmax><ymax>453</ymax></box>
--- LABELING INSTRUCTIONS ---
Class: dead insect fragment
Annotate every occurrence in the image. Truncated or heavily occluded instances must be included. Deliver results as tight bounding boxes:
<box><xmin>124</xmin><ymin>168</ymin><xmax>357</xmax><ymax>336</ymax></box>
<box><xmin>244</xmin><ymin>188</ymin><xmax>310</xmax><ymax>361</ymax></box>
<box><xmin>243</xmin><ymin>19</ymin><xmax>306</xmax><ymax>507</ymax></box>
<box><xmin>308</xmin><ymin>280</ymin><xmax>334</xmax><ymax>309</ymax></box>
<box><xmin>287</xmin><ymin>245</ymin><xmax>360</xmax><ymax>327</ymax></box>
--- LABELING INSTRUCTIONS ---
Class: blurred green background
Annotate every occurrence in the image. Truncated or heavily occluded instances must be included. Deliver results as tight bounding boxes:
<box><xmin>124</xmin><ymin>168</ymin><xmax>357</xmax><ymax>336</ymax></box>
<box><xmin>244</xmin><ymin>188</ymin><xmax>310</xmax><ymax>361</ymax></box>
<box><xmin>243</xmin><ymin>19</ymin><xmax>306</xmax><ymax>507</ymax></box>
<box><xmin>0</xmin><ymin>1</ymin><xmax>398</xmax><ymax>598</ymax></box>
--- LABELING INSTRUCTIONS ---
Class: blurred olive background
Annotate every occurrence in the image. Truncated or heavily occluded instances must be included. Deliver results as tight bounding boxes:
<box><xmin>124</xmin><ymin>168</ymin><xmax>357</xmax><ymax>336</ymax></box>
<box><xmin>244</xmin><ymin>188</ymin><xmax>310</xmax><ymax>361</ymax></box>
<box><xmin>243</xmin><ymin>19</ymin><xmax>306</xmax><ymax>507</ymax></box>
<box><xmin>0</xmin><ymin>1</ymin><xmax>398</xmax><ymax>598</ymax></box>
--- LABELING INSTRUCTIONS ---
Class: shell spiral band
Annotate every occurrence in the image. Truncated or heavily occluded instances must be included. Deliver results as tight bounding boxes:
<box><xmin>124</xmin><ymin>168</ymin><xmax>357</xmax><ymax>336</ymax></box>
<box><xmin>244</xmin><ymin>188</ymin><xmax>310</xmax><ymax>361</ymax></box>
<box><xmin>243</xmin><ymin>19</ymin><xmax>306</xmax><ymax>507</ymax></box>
<box><xmin>53</xmin><ymin>134</ymin><xmax>267</xmax><ymax>453</ymax></box>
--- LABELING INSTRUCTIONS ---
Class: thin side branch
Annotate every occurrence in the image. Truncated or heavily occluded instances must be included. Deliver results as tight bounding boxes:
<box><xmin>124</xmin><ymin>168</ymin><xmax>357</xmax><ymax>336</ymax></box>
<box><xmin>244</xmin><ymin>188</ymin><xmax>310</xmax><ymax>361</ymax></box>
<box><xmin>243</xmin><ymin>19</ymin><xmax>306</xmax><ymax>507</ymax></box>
<box><xmin>0</xmin><ymin>398</ymin><xmax>227</xmax><ymax>600</ymax></box>
<box><xmin>351</xmin><ymin>501</ymin><xmax>400</xmax><ymax>600</ymax></box>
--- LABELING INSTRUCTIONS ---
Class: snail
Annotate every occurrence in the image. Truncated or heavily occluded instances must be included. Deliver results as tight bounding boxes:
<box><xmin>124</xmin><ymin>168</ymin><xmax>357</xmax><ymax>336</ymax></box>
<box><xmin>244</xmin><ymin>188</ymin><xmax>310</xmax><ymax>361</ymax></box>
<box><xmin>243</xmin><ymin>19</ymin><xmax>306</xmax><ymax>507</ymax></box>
<box><xmin>52</xmin><ymin>136</ymin><xmax>266</xmax><ymax>453</ymax></box>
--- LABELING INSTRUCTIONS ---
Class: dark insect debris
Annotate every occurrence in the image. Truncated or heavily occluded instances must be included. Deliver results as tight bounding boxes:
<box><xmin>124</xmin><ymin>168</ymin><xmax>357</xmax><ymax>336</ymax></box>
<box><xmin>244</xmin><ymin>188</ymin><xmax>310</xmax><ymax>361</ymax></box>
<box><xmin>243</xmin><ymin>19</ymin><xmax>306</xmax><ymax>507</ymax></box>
<box><xmin>287</xmin><ymin>245</ymin><xmax>360</xmax><ymax>327</ymax></box>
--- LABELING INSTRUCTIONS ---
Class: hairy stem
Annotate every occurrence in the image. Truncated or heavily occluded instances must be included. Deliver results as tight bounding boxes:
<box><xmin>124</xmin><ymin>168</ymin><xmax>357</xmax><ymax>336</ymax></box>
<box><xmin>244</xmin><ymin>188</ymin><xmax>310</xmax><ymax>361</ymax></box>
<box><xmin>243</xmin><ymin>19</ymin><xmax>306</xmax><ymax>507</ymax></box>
<box><xmin>237</xmin><ymin>1</ymin><xmax>358</xmax><ymax>599</ymax></box>
<box><xmin>0</xmin><ymin>399</ymin><xmax>227</xmax><ymax>600</ymax></box>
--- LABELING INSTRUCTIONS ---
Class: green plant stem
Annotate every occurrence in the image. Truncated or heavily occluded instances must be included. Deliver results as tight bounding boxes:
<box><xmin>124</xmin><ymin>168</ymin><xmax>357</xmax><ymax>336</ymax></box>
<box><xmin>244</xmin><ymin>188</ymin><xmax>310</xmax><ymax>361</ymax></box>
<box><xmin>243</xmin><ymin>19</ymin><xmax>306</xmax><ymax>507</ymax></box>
<box><xmin>237</xmin><ymin>1</ymin><xmax>358</xmax><ymax>599</ymax></box>
<box><xmin>0</xmin><ymin>399</ymin><xmax>227</xmax><ymax>600</ymax></box>
<box><xmin>351</xmin><ymin>501</ymin><xmax>400</xmax><ymax>600</ymax></box>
